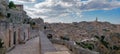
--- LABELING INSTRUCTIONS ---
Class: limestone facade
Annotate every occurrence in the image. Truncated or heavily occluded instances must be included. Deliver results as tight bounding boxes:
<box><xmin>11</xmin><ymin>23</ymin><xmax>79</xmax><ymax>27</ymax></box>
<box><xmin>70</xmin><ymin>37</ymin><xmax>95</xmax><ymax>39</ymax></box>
<box><xmin>0</xmin><ymin>21</ymin><xmax>31</xmax><ymax>50</ymax></box>
<box><xmin>15</xmin><ymin>5</ymin><xmax>23</xmax><ymax>11</ymax></box>
<box><xmin>32</xmin><ymin>18</ymin><xmax>44</xmax><ymax>31</ymax></box>
<box><xmin>0</xmin><ymin>1</ymin><xmax>41</xmax><ymax>51</ymax></box>
<box><xmin>0</xmin><ymin>0</ymin><xmax>8</xmax><ymax>20</ymax></box>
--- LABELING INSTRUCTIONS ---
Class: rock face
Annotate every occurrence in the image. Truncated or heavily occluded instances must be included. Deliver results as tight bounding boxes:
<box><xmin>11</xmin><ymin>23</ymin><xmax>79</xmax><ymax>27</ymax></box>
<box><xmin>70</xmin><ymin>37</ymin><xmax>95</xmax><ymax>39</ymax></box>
<box><xmin>0</xmin><ymin>0</ymin><xmax>8</xmax><ymax>20</ymax></box>
<box><xmin>7</xmin><ymin>9</ymin><xmax>29</xmax><ymax>23</ymax></box>
<box><xmin>7</xmin><ymin>4</ymin><xmax>30</xmax><ymax>23</ymax></box>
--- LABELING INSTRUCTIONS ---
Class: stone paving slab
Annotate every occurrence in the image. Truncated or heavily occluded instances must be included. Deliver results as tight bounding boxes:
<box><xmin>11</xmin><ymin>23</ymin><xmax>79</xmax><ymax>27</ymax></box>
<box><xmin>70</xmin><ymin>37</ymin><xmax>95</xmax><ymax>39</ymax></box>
<box><xmin>39</xmin><ymin>31</ymin><xmax>57</xmax><ymax>54</ymax></box>
<box><xmin>6</xmin><ymin>37</ymin><xmax>40</xmax><ymax>54</ymax></box>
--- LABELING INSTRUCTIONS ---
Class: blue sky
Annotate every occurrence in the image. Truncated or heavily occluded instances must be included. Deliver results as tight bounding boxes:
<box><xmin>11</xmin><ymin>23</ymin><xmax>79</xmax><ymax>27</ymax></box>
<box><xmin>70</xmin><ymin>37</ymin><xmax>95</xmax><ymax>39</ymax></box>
<box><xmin>9</xmin><ymin>0</ymin><xmax>120</xmax><ymax>24</ymax></box>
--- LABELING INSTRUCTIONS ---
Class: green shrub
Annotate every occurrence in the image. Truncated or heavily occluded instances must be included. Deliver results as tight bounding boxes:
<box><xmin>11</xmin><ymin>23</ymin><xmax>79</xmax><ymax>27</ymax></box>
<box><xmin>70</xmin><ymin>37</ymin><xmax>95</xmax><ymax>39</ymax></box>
<box><xmin>102</xmin><ymin>29</ymin><xmax>110</xmax><ymax>32</ymax></box>
<box><xmin>47</xmin><ymin>34</ymin><xmax>53</xmax><ymax>39</ymax></box>
<box><xmin>94</xmin><ymin>35</ymin><xmax>109</xmax><ymax>48</ymax></box>
<box><xmin>60</xmin><ymin>36</ymin><xmax>69</xmax><ymax>41</ymax></box>
<box><xmin>94</xmin><ymin>35</ymin><xmax>100</xmax><ymax>39</ymax></box>
<box><xmin>8</xmin><ymin>1</ymin><xmax>16</xmax><ymax>9</ymax></box>
<box><xmin>113</xmin><ymin>46</ymin><xmax>120</xmax><ymax>50</ymax></box>
<box><xmin>0</xmin><ymin>39</ymin><xmax>4</xmax><ymax>48</ymax></box>
<box><xmin>30</xmin><ymin>22</ymin><xmax>36</xmax><ymax>26</ymax></box>
<box><xmin>76</xmin><ymin>42</ymin><xmax>94</xmax><ymax>50</ymax></box>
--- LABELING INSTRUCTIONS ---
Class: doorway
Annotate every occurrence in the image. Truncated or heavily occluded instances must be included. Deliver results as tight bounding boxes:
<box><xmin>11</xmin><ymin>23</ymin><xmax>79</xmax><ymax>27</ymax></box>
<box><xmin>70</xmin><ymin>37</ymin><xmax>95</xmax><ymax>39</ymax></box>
<box><xmin>13</xmin><ymin>31</ymin><xmax>16</xmax><ymax>45</ymax></box>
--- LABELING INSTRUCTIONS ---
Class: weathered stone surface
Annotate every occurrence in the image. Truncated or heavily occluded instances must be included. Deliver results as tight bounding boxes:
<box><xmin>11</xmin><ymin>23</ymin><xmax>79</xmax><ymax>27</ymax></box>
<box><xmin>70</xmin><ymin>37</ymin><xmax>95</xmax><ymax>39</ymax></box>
<box><xmin>0</xmin><ymin>48</ymin><xmax>6</xmax><ymax>54</ymax></box>
<box><xmin>6</xmin><ymin>37</ymin><xmax>40</xmax><ymax>54</ymax></box>
<box><xmin>8</xmin><ymin>9</ymin><xmax>29</xmax><ymax>23</ymax></box>
<box><xmin>45</xmin><ymin>51</ymin><xmax>70</xmax><ymax>54</ymax></box>
<box><xmin>39</xmin><ymin>31</ymin><xmax>57</xmax><ymax>54</ymax></box>
<box><xmin>50</xmin><ymin>39</ymin><xmax>99</xmax><ymax>54</ymax></box>
<box><xmin>0</xmin><ymin>0</ymin><xmax>8</xmax><ymax>20</ymax></box>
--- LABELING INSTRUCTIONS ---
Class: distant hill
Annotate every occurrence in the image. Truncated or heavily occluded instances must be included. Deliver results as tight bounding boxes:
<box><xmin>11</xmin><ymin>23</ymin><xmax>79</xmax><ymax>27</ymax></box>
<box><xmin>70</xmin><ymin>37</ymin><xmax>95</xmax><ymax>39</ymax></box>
<box><xmin>45</xmin><ymin>21</ymin><xmax>120</xmax><ymax>41</ymax></box>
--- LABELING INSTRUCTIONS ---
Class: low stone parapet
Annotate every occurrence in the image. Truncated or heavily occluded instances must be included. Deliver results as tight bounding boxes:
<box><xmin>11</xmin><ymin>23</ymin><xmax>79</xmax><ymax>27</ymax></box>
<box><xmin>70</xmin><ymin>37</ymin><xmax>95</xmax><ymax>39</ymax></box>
<box><xmin>39</xmin><ymin>31</ymin><xmax>57</xmax><ymax>54</ymax></box>
<box><xmin>50</xmin><ymin>39</ymin><xmax>99</xmax><ymax>54</ymax></box>
<box><xmin>45</xmin><ymin>51</ymin><xmax>70</xmax><ymax>54</ymax></box>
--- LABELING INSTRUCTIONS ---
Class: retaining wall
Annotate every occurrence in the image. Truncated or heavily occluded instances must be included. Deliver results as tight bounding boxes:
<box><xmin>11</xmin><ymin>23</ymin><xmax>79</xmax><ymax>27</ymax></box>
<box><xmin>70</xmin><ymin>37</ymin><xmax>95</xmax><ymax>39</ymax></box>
<box><xmin>50</xmin><ymin>39</ymin><xmax>99</xmax><ymax>54</ymax></box>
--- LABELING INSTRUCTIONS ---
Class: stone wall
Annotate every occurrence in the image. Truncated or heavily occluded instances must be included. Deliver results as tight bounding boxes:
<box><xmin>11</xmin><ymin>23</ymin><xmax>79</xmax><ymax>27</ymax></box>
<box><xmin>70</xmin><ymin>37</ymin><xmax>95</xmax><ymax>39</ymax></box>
<box><xmin>0</xmin><ymin>21</ymin><xmax>31</xmax><ymax>51</ymax></box>
<box><xmin>17</xmin><ymin>24</ymin><xmax>30</xmax><ymax>43</ymax></box>
<box><xmin>32</xmin><ymin>18</ymin><xmax>44</xmax><ymax>31</ymax></box>
<box><xmin>8</xmin><ymin>9</ymin><xmax>28</xmax><ymax>23</ymax></box>
<box><xmin>50</xmin><ymin>39</ymin><xmax>99</xmax><ymax>54</ymax></box>
<box><xmin>0</xmin><ymin>22</ymin><xmax>16</xmax><ymax>50</ymax></box>
<box><xmin>0</xmin><ymin>0</ymin><xmax>8</xmax><ymax>20</ymax></box>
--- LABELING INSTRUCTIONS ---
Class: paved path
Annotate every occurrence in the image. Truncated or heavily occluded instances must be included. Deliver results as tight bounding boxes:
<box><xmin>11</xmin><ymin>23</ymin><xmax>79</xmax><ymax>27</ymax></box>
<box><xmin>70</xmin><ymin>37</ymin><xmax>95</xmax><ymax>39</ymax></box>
<box><xmin>7</xmin><ymin>37</ymin><xmax>40</xmax><ymax>54</ymax></box>
<box><xmin>39</xmin><ymin>31</ymin><xmax>56</xmax><ymax>54</ymax></box>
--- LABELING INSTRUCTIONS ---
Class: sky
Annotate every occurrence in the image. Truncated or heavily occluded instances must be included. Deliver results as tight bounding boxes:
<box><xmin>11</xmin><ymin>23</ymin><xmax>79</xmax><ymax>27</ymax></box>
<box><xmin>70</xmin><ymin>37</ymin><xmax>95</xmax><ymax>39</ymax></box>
<box><xmin>9</xmin><ymin>0</ymin><xmax>120</xmax><ymax>24</ymax></box>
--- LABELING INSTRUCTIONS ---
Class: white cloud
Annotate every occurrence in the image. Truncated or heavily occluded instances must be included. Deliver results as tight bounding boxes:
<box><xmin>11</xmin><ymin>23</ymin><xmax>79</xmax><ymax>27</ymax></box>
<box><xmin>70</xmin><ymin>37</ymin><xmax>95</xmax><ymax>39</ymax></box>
<box><xmin>12</xmin><ymin>0</ymin><xmax>120</xmax><ymax>22</ymax></box>
<box><xmin>9</xmin><ymin>0</ymin><xmax>36</xmax><ymax>3</ymax></box>
<box><xmin>19</xmin><ymin>0</ymin><xmax>36</xmax><ymax>2</ymax></box>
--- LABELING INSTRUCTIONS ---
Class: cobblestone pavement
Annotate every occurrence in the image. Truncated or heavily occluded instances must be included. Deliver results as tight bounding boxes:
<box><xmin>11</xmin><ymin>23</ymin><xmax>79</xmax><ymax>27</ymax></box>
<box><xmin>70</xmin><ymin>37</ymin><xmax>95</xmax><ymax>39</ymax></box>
<box><xmin>7</xmin><ymin>37</ymin><xmax>40</xmax><ymax>54</ymax></box>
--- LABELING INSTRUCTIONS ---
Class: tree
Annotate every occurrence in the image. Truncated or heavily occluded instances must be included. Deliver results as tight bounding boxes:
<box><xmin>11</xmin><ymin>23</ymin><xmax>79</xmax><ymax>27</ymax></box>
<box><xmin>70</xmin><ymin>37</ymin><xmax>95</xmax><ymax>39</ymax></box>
<box><xmin>94</xmin><ymin>35</ymin><xmax>109</xmax><ymax>48</ymax></box>
<box><xmin>8</xmin><ymin>1</ymin><xmax>16</xmax><ymax>9</ymax></box>
<box><xmin>76</xmin><ymin>42</ymin><xmax>94</xmax><ymax>50</ymax></box>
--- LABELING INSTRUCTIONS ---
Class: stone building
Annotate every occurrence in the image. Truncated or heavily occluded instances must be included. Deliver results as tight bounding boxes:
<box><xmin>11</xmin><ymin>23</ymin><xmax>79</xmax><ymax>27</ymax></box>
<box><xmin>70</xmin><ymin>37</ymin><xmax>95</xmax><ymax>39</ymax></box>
<box><xmin>0</xmin><ymin>0</ymin><xmax>32</xmax><ymax>51</ymax></box>
<box><xmin>0</xmin><ymin>0</ymin><xmax>8</xmax><ymax>20</ymax></box>
<box><xmin>7</xmin><ymin>10</ymin><xmax>28</xmax><ymax>23</ymax></box>
<box><xmin>29</xmin><ymin>18</ymin><xmax>44</xmax><ymax>39</ymax></box>
<box><xmin>15</xmin><ymin>5</ymin><xmax>23</xmax><ymax>11</ymax></box>
<box><xmin>16</xmin><ymin>24</ymin><xmax>30</xmax><ymax>44</ymax></box>
<box><xmin>45</xmin><ymin>18</ymin><xmax>120</xmax><ymax>42</ymax></box>
<box><xmin>0</xmin><ymin>21</ymin><xmax>16</xmax><ymax>50</ymax></box>
<box><xmin>32</xmin><ymin>18</ymin><xmax>44</xmax><ymax>31</ymax></box>
<box><xmin>0</xmin><ymin>21</ymin><xmax>31</xmax><ymax>50</ymax></box>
